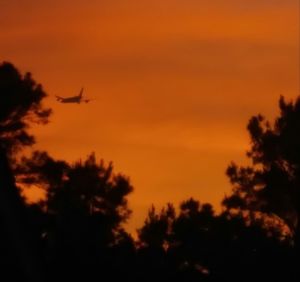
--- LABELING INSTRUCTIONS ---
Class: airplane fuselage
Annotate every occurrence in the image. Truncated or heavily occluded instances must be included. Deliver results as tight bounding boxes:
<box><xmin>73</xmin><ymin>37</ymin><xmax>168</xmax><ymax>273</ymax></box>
<box><xmin>59</xmin><ymin>96</ymin><xmax>81</xmax><ymax>103</ymax></box>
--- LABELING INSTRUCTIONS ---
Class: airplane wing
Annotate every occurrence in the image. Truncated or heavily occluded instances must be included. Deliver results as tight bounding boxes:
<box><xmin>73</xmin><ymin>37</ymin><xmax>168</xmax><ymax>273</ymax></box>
<box><xmin>55</xmin><ymin>95</ymin><xmax>64</xmax><ymax>101</ymax></box>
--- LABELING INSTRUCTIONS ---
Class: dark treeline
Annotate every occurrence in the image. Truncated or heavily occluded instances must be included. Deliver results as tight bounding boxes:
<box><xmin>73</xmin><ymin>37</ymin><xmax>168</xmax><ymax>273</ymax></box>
<box><xmin>0</xmin><ymin>62</ymin><xmax>299</xmax><ymax>281</ymax></box>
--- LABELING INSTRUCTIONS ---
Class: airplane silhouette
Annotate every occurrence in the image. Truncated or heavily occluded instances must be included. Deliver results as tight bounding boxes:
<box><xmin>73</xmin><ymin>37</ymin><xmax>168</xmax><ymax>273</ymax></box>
<box><xmin>55</xmin><ymin>88</ymin><xmax>91</xmax><ymax>103</ymax></box>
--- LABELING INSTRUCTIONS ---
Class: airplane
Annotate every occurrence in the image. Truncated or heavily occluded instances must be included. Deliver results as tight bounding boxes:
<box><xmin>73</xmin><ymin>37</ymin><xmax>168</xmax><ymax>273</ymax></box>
<box><xmin>55</xmin><ymin>88</ymin><xmax>91</xmax><ymax>104</ymax></box>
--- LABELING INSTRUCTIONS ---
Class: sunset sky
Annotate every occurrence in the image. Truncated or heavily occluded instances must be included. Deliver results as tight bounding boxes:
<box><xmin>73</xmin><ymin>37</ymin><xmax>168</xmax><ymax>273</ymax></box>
<box><xmin>1</xmin><ymin>0</ymin><xmax>299</xmax><ymax>233</ymax></box>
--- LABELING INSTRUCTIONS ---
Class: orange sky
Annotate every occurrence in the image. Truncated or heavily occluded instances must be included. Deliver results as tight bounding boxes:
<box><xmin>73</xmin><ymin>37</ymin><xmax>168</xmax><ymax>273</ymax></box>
<box><xmin>1</xmin><ymin>0</ymin><xmax>299</xmax><ymax>234</ymax></box>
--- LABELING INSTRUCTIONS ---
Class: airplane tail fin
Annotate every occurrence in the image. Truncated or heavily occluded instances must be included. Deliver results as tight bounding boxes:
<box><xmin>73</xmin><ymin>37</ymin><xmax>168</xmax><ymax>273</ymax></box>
<box><xmin>55</xmin><ymin>95</ymin><xmax>63</xmax><ymax>101</ymax></box>
<box><xmin>79</xmin><ymin>87</ymin><xmax>84</xmax><ymax>98</ymax></box>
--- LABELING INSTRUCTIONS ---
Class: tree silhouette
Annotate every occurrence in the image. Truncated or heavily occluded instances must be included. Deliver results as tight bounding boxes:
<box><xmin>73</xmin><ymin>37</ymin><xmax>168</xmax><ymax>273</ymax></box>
<box><xmin>137</xmin><ymin>200</ymin><xmax>217</xmax><ymax>281</ymax></box>
<box><xmin>0</xmin><ymin>62</ymin><xmax>135</xmax><ymax>280</ymax></box>
<box><xmin>0</xmin><ymin>62</ymin><xmax>50</xmax><ymax>281</ymax></box>
<box><xmin>17</xmin><ymin>151</ymin><xmax>134</xmax><ymax>279</ymax></box>
<box><xmin>2</xmin><ymin>61</ymin><xmax>299</xmax><ymax>281</ymax></box>
<box><xmin>0</xmin><ymin>62</ymin><xmax>51</xmax><ymax>158</ymax></box>
<box><xmin>137</xmin><ymin>197</ymin><xmax>294</xmax><ymax>282</ymax></box>
<box><xmin>223</xmin><ymin>97</ymin><xmax>300</xmax><ymax>245</ymax></box>
<box><xmin>138</xmin><ymin>203</ymin><xmax>175</xmax><ymax>249</ymax></box>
